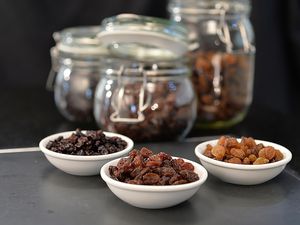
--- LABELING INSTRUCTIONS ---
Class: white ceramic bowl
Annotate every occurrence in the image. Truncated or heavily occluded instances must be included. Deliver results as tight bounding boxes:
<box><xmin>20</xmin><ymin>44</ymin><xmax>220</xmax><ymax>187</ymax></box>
<box><xmin>195</xmin><ymin>139</ymin><xmax>292</xmax><ymax>185</ymax></box>
<box><xmin>100</xmin><ymin>157</ymin><xmax>208</xmax><ymax>209</ymax></box>
<box><xmin>39</xmin><ymin>131</ymin><xmax>134</xmax><ymax>176</ymax></box>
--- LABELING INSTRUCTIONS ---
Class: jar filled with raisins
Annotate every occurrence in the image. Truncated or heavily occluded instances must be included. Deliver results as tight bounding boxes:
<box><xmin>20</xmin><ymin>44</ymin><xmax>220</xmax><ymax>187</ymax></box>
<box><xmin>47</xmin><ymin>26</ymin><xmax>108</xmax><ymax>122</ymax></box>
<box><xmin>94</xmin><ymin>14</ymin><xmax>197</xmax><ymax>142</ymax></box>
<box><xmin>168</xmin><ymin>0</ymin><xmax>255</xmax><ymax>128</ymax></box>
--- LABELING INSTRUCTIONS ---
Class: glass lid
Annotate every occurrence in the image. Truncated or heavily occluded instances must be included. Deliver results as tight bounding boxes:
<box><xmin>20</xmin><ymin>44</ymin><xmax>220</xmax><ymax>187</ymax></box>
<box><xmin>168</xmin><ymin>0</ymin><xmax>250</xmax><ymax>15</ymax></box>
<box><xmin>97</xmin><ymin>14</ymin><xmax>189</xmax><ymax>61</ymax></box>
<box><xmin>54</xmin><ymin>26</ymin><xmax>108</xmax><ymax>55</ymax></box>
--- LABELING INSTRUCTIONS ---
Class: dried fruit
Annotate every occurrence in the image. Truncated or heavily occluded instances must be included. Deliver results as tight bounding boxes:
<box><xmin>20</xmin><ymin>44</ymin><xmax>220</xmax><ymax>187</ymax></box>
<box><xmin>211</xmin><ymin>145</ymin><xmax>226</xmax><ymax>160</ymax></box>
<box><xmin>46</xmin><ymin>129</ymin><xmax>127</xmax><ymax>156</ymax></box>
<box><xmin>258</xmin><ymin>147</ymin><xmax>276</xmax><ymax>160</ymax></box>
<box><xmin>228</xmin><ymin>157</ymin><xmax>242</xmax><ymax>164</ymax></box>
<box><xmin>230</xmin><ymin>148</ymin><xmax>246</xmax><ymax>160</ymax></box>
<box><xmin>225</xmin><ymin>138</ymin><xmax>240</xmax><ymax>149</ymax></box>
<box><xmin>109</xmin><ymin>148</ymin><xmax>199</xmax><ymax>185</ymax></box>
<box><xmin>253</xmin><ymin>157</ymin><xmax>269</xmax><ymax>165</ymax></box>
<box><xmin>192</xmin><ymin>52</ymin><xmax>253</xmax><ymax>124</ymax></box>
<box><xmin>217</xmin><ymin>136</ymin><xmax>227</xmax><ymax>145</ymax></box>
<box><xmin>143</xmin><ymin>173</ymin><xmax>160</xmax><ymax>185</ymax></box>
<box><xmin>274</xmin><ymin>150</ymin><xmax>284</xmax><ymax>161</ymax></box>
<box><xmin>203</xmin><ymin>136</ymin><xmax>284</xmax><ymax>165</ymax></box>
<box><xmin>248</xmin><ymin>154</ymin><xmax>257</xmax><ymax>163</ymax></box>
<box><xmin>243</xmin><ymin>157</ymin><xmax>251</xmax><ymax>164</ymax></box>
<box><xmin>241</xmin><ymin>137</ymin><xmax>256</xmax><ymax>149</ymax></box>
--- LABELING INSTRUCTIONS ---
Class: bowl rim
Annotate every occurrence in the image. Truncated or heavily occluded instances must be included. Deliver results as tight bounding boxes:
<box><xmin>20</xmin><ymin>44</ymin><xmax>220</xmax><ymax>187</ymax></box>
<box><xmin>100</xmin><ymin>156</ymin><xmax>208</xmax><ymax>192</ymax></box>
<box><xmin>194</xmin><ymin>139</ymin><xmax>292</xmax><ymax>170</ymax></box>
<box><xmin>39</xmin><ymin>130</ymin><xmax>134</xmax><ymax>161</ymax></box>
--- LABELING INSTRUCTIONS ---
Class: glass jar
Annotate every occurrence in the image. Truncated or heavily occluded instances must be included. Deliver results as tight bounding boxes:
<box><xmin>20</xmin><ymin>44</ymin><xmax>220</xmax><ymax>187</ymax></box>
<box><xmin>94</xmin><ymin>14</ymin><xmax>197</xmax><ymax>141</ymax></box>
<box><xmin>48</xmin><ymin>26</ymin><xmax>107</xmax><ymax>122</ymax></box>
<box><xmin>168</xmin><ymin>0</ymin><xmax>255</xmax><ymax>128</ymax></box>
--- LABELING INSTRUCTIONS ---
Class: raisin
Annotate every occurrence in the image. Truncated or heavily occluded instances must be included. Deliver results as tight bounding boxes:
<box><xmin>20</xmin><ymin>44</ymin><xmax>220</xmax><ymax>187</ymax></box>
<box><xmin>204</xmin><ymin>148</ymin><xmax>213</xmax><ymax>158</ymax></box>
<box><xmin>140</xmin><ymin>147</ymin><xmax>153</xmax><ymax>157</ymax></box>
<box><xmin>241</xmin><ymin>137</ymin><xmax>256</xmax><ymax>149</ymax></box>
<box><xmin>127</xmin><ymin>180</ymin><xmax>143</xmax><ymax>185</ymax></box>
<box><xmin>211</xmin><ymin>145</ymin><xmax>226</xmax><ymax>160</ymax></box>
<box><xmin>133</xmin><ymin>155</ymin><xmax>143</xmax><ymax>167</ymax></box>
<box><xmin>162</xmin><ymin>159</ymin><xmax>172</xmax><ymax>167</ymax></box>
<box><xmin>230</xmin><ymin>148</ymin><xmax>246</xmax><ymax>160</ymax></box>
<box><xmin>253</xmin><ymin>157</ymin><xmax>269</xmax><ymax>165</ymax></box>
<box><xmin>160</xmin><ymin>167</ymin><xmax>176</xmax><ymax>177</ymax></box>
<box><xmin>173</xmin><ymin>158</ymin><xmax>185</xmax><ymax>165</ymax></box>
<box><xmin>181</xmin><ymin>162</ymin><xmax>195</xmax><ymax>171</ymax></box>
<box><xmin>243</xmin><ymin>157</ymin><xmax>250</xmax><ymax>164</ymax></box>
<box><xmin>129</xmin><ymin>149</ymin><xmax>138</xmax><ymax>158</ymax></box>
<box><xmin>158</xmin><ymin>176</ymin><xmax>171</xmax><ymax>185</ymax></box>
<box><xmin>169</xmin><ymin>175</ymin><xmax>181</xmax><ymax>184</ymax></box>
<box><xmin>130</xmin><ymin>167</ymin><xmax>142</xmax><ymax>178</ymax></box>
<box><xmin>255</xmin><ymin>143</ymin><xmax>264</xmax><ymax>151</ymax></box>
<box><xmin>146</xmin><ymin>160</ymin><xmax>162</xmax><ymax>167</ymax></box>
<box><xmin>244</xmin><ymin>148</ymin><xmax>252</xmax><ymax>156</ymax></box>
<box><xmin>173</xmin><ymin>180</ymin><xmax>188</xmax><ymax>185</ymax></box>
<box><xmin>134</xmin><ymin>168</ymin><xmax>150</xmax><ymax>181</ymax></box>
<box><xmin>258</xmin><ymin>147</ymin><xmax>276</xmax><ymax>160</ymax></box>
<box><xmin>217</xmin><ymin>136</ymin><xmax>227</xmax><ymax>146</ymax></box>
<box><xmin>227</xmin><ymin>157</ymin><xmax>242</xmax><ymax>164</ymax></box>
<box><xmin>274</xmin><ymin>150</ymin><xmax>284</xmax><ymax>161</ymax></box>
<box><xmin>206</xmin><ymin>144</ymin><xmax>213</xmax><ymax>151</ymax></box>
<box><xmin>143</xmin><ymin>173</ymin><xmax>160</xmax><ymax>185</ymax></box>
<box><xmin>225</xmin><ymin>138</ymin><xmax>240</xmax><ymax>149</ymax></box>
<box><xmin>157</xmin><ymin>152</ymin><xmax>172</xmax><ymax>161</ymax></box>
<box><xmin>248</xmin><ymin>154</ymin><xmax>257</xmax><ymax>163</ymax></box>
<box><xmin>179</xmin><ymin>170</ymin><xmax>199</xmax><ymax>182</ymax></box>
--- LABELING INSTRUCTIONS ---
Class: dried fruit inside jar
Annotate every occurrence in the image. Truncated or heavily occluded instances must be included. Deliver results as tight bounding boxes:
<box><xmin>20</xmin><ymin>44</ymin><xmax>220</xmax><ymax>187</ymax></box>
<box><xmin>54</xmin><ymin>68</ymin><xmax>100</xmax><ymax>122</ymax></box>
<box><xmin>94</xmin><ymin>73</ymin><xmax>197</xmax><ymax>142</ymax></box>
<box><xmin>94</xmin><ymin>14</ymin><xmax>195</xmax><ymax>141</ymax></box>
<box><xmin>50</xmin><ymin>26</ymin><xmax>107</xmax><ymax>122</ymax></box>
<box><xmin>191</xmin><ymin>51</ymin><xmax>254</xmax><ymax>128</ymax></box>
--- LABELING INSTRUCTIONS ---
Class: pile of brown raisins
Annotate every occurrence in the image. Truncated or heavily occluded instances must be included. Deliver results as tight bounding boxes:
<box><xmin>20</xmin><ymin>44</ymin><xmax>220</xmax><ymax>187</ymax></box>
<box><xmin>203</xmin><ymin>136</ymin><xmax>284</xmax><ymax>165</ymax></box>
<box><xmin>46</xmin><ymin>129</ymin><xmax>127</xmax><ymax>156</ymax></box>
<box><xmin>109</xmin><ymin>147</ymin><xmax>199</xmax><ymax>185</ymax></box>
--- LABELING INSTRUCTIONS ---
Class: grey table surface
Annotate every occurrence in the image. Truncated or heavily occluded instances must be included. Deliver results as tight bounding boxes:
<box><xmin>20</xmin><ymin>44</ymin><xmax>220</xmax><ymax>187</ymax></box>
<box><xmin>0</xmin><ymin>141</ymin><xmax>299</xmax><ymax>225</ymax></box>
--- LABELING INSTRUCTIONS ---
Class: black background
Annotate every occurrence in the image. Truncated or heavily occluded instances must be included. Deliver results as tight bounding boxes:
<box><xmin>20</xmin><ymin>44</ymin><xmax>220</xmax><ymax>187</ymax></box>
<box><xmin>0</xmin><ymin>0</ymin><xmax>299</xmax><ymax>114</ymax></box>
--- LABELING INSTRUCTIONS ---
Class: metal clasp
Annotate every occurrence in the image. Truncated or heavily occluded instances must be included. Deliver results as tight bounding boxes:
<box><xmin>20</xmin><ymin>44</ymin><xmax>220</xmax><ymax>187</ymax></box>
<box><xmin>46</xmin><ymin>47</ymin><xmax>59</xmax><ymax>91</ymax></box>
<box><xmin>216</xmin><ymin>2</ymin><xmax>233</xmax><ymax>53</ymax></box>
<box><xmin>216</xmin><ymin>2</ymin><xmax>255</xmax><ymax>53</ymax></box>
<box><xmin>110</xmin><ymin>65</ymin><xmax>150</xmax><ymax>123</ymax></box>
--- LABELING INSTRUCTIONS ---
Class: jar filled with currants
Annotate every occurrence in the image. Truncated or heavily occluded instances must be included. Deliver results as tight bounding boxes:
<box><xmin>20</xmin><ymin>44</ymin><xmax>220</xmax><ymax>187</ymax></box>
<box><xmin>168</xmin><ymin>0</ymin><xmax>255</xmax><ymax>128</ymax></box>
<box><xmin>94</xmin><ymin>14</ymin><xmax>197</xmax><ymax>142</ymax></box>
<box><xmin>47</xmin><ymin>26</ymin><xmax>108</xmax><ymax>122</ymax></box>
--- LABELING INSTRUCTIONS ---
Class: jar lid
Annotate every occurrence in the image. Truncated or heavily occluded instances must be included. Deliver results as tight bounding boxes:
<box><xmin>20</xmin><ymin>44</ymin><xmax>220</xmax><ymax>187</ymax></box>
<box><xmin>54</xmin><ymin>26</ymin><xmax>108</xmax><ymax>56</ymax></box>
<box><xmin>168</xmin><ymin>0</ymin><xmax>250</xmax><ymax>15</ymax></box>
<box><xmin>97</xmin><ymin>14</ymin><xmax>189</xmax><ymax>61</ymax></box>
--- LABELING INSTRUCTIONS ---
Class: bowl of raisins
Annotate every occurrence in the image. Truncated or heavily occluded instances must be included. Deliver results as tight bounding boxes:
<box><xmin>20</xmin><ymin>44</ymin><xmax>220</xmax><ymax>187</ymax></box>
<box><xmin>195</xmin><ymin>136</ymin><xmax>292</xmax><ymax>185</ymax></box>
<box><xmin>39</xmin><ymin>129</ymin><xmax>134</xmax><ymax>176</ymax></box>
<box><xmin>100</xmin><ymin>147</ymin><xmax>208</xmax><ymax>209</ymax></box>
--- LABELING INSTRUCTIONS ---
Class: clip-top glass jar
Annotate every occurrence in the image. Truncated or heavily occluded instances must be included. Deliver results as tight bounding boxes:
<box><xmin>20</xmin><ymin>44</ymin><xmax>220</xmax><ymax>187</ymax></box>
<box><xmin>48</xmin><ymin>26</ymin><xmax>108</xmax><ymax>122</ymax></box>
<box><xmin>168</xmin><ymin>0</ymin><xmax>255</xmax><ymax>128</ymax></box>
<box><xmin>94</xmin><ymin>14</ymin><xmax>197</xmax><ymax>142</ymax></box>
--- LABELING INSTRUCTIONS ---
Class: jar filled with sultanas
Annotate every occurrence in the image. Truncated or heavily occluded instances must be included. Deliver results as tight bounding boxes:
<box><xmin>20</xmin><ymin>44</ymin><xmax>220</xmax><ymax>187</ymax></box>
<box><xmin>47</xmin><ymin>26</ymin><xmax>108</xmax><ymax>122</ymax></box>
<box><xmin>168</xmin><ymin>0</ymin><xmax>255</xmax><ymax>128</ymax></box>
<box><xmin>94</xmin><ymin>14</ymin><xmax>197</xmax><ymax>142</ymax></box>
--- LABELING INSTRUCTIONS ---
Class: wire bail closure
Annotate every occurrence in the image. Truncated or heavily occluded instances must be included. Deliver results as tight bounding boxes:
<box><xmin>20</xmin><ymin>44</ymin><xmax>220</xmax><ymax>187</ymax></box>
<box><xmin>216</xmin><ymin>2</ymin><xmax>255</xmax><ymax>53</ymax></box>
<box><xmin>110</xmin><ymin>65</ymin><xmax>150</xmax><ymax>123</ymax></box>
